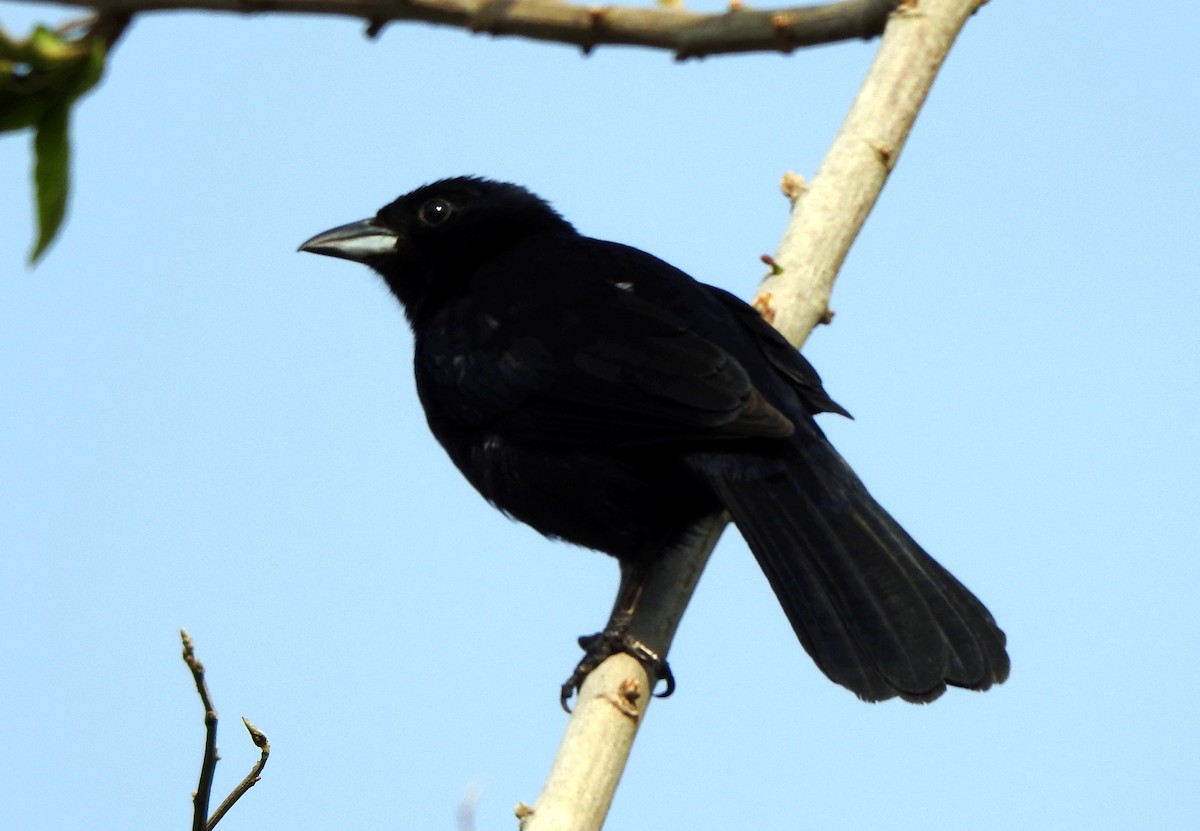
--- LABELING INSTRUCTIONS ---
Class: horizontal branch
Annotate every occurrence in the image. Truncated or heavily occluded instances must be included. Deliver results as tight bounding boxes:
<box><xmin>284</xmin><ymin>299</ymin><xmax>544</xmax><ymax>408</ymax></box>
<box><xmin>23</xmin><ymin>0</ymin><xmax>898</xmax><ymax>60</ymax></box>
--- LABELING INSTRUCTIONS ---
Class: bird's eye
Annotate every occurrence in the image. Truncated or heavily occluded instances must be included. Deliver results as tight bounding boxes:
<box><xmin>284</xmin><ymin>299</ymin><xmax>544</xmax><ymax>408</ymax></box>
<box><xmin>418</xmin><ymin>198</ymin><xmax>454</xmax><ymax>227</ymax></box>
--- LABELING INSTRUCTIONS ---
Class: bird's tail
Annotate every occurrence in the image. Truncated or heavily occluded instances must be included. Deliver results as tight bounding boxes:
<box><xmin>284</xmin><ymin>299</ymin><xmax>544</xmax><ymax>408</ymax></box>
<box><xmin>703</xmin><ymin>438</ymin><xmax>1010</xmax><ymax>702</ymax></box>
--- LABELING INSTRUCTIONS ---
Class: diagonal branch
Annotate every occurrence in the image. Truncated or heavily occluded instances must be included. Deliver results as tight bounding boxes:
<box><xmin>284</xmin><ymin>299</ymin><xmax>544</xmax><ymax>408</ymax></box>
<box><xmin>754</xmin><ymin>0</ymin><xmax>988</xmax><ymax>345</ymax></box>
<box><xmin>522</xmin><ymin>0</ymin><xmax>989</xmax><ymax>828</ymax></box>
<box><xmin>205</xmin><ymin>718</ymin><xmax>271</xmax><ymax>831</ymax></box>
<box><xmin>19</xmin><ymin>0</ymin><xmax>898</xmax><ymax>60</ymax></box>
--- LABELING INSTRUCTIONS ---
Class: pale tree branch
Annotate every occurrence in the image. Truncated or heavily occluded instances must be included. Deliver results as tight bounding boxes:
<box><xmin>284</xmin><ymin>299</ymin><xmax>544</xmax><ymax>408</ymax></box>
<box><xmin>17</xmin><ymin>0</ymin><xmax>897</xmax><ymax>60</ymax></box>
<box><xmin>755</xmin><ymin>0</ymin><xmax>986</xmax><ymax>345</ymax></box>
<box><xmin>520</xmin><ymin>516</ymin><xmax>727</xmax><ymax>831</ymax></box>
<box><xmin>521</xmin><ymin>1</ymin><xmax>988</xmax><ymax>829</ymax></box>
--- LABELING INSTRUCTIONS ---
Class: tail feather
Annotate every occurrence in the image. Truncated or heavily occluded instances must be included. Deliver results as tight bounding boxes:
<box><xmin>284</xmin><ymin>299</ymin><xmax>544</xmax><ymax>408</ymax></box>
<box><xmin>703</xmin><ymin>440</ymin><xmax>1009</xmax><ymax>703</ymax></box>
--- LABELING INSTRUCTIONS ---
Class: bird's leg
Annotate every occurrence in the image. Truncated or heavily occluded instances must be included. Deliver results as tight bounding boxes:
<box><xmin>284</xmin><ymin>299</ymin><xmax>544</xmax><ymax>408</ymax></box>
<box><xmin>559</xmin><ymin>559</ymin><xmax>675</xmax><ymax>712</ymax></box>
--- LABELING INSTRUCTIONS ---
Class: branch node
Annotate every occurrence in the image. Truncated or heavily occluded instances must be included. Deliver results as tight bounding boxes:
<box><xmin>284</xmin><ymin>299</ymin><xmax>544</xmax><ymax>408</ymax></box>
<box><xmin>780</xmin><ymin>170</ymin><xmax>807</xmax><ymax>205</ymax></box>
<box><xmin>469</xmin><ymin>0</ymin><xmax>510</xmax><ymax>35</ymax></box>
<box><xmin>605</xmin><ymin>678</ymin><xmax>643</xmax><ymax>720</ymax></box>
<box><xmin>874</xmin><ymin>141</ymin><xmax>896</xmax><ymax>168</ymax></box>
<box><xmin>752</xmin><ymin>292</ymin><xmax>777</xmax><ymax>325</ymax></box>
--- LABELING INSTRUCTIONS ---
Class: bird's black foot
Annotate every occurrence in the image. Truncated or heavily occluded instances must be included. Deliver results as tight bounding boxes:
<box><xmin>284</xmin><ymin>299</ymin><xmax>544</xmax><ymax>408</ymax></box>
<box><xmin>559</xmin><ymin>629</ymin><xmax>675</xmax><ymax>712</ymax></box>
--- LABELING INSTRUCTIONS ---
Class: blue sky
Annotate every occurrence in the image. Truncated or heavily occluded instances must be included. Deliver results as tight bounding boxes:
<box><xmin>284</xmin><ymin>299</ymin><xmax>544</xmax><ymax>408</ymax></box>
<box><xmin>2</xmin><ymin>1</ymin><xmax>1198</xmax><ymax>828</ymax></box>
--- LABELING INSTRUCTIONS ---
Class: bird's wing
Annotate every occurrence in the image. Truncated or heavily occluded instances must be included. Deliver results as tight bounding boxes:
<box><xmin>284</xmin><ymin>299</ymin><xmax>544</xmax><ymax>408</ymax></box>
<box><xmin>418</xmin><ymin>279</ymin><xmax>795</xmax><ymax>448</ymax></box>
<box><xmin>702</xmin><ymin>286</ymin><xmax>851</xmax><ymax>419</ymax></box>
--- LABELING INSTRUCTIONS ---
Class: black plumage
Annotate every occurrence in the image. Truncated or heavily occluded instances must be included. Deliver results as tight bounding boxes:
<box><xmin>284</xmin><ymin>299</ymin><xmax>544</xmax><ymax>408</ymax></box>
<box><xmin>300</xmin><ymin>176</ymin><xmax>1009</xmax><ymax>704</ymax></box>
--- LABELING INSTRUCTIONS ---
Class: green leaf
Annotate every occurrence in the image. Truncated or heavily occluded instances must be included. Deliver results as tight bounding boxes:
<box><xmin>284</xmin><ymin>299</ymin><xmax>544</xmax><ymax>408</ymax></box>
<box><xmin>70</xmin><ymin>35</ymin><xmax>108</xmax><ymax>102</ymax></box>
<box><xmin>30</xmin><ymin>99</ymin><xmax>70</xmax><ymax>264</ymax></box>
<box><xmin>29</xmin><ymin>25</ymin><xmax>85</xmax><ymax>64</ymax></box>
<box><xmin>0</xmin><ymin>86</ymin><xmax>51</xmax><ymax>133</ymax></box>
<box><xmin>3</xmin><ymin>25</ymin><xmax>112</xmax><ymax>263</ymax></box>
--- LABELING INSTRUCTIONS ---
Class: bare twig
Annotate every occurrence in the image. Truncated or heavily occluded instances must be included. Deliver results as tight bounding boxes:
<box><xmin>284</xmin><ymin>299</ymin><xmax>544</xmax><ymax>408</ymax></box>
<box><xmin>205</xmin><ymin>719</ymin><xmax>271</xmax><ymax>830</ymax></box>
<box><xmin>56</xmin><ymin>10</ymin><xmax>133</xmax><ymax>46</ymax></box>
<box><xmin>181</xmin><ymin>629</ymin><xmax>220</xmax><ymax>831</ymax></box>
<box><xmin>17</xmin><ymin>0</ymin><xmax>897</xmax><ymax>60</ymax></box>
<box><xmin>457</xmin><ymin>782</ymin><xmax>484</xmax><ymax>831</ymax></box>
<box><xmin>180</xmin><ymin>629</ymin><xmax>271</xmax><ymax>831</ymax></box>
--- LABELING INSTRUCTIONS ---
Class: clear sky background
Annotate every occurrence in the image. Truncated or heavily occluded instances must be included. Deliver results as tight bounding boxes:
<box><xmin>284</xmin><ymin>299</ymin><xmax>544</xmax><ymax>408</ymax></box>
<box><xmin>2</xmin><ymin>2</ymin><xmax>1197</xmax><ymax>829</ymax></box>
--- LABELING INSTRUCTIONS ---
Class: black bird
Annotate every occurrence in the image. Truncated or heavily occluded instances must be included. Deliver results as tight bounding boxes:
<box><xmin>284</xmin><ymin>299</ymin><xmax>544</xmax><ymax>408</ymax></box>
<box><xmin>300</xmin><ymin>176</ymin><xmax>1009</xmax><ymax>707</ymax></box>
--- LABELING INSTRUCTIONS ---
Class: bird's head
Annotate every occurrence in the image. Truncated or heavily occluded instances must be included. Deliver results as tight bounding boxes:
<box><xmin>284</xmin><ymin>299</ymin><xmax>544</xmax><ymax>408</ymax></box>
<box><xmin>299</xmin><ymin>176</ymin><xmax>574</xmax><ymax>321</ymax></box>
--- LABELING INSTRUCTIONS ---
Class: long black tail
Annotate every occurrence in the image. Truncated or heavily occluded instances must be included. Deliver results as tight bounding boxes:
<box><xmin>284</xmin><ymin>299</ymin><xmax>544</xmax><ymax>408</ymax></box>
<box><xmin>703</xmin><ymin>439</ymin><xmax>1010</xmax><ymax>703</ymax></box>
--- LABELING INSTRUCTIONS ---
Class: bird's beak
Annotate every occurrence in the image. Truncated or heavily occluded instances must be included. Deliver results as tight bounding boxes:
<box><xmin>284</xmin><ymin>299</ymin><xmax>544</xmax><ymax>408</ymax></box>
<box><xmin>298</xmin><ymin>219</ymin><xmax>399</xmax><ymax>264</ymax></box>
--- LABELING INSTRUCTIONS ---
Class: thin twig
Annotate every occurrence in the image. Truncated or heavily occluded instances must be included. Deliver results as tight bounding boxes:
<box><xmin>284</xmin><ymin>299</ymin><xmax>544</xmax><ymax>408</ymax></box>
<box><xmin>181</xmin><ymin>628</ymin><xmax>220</xmax><ymax>831</ymax></box>
<box><xmin>456</xmin><ymin>782</ymin><xmax>483</xmax><ymax>831</ymax></box>
<box><xmin>181</xmin><ymin>630</ymin><xmax>271</xmax><ymax>831</ymax></box>
<box><xmin>205</xmin><ymin>719</ymin><xmax>271</xmax><ymax>830</ymax></box>
<box><xmin>15</xmin><ymin>0</ymin><xmax>898</xmax><ymax>60</ymax></box>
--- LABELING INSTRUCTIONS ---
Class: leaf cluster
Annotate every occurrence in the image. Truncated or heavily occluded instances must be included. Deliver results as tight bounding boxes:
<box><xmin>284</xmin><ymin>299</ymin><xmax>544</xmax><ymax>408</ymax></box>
<box><xmin>1</xmin><ymin>21</ymin><xmax>111</xmax><ymax>263</ymax></box>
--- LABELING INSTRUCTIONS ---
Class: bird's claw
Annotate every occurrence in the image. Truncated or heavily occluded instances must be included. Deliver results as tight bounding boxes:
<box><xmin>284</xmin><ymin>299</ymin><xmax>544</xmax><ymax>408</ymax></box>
<box><xmin>559</xmin><ymin>630</ymin><xmax>675</xmax><ymax>712</ymax></box>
